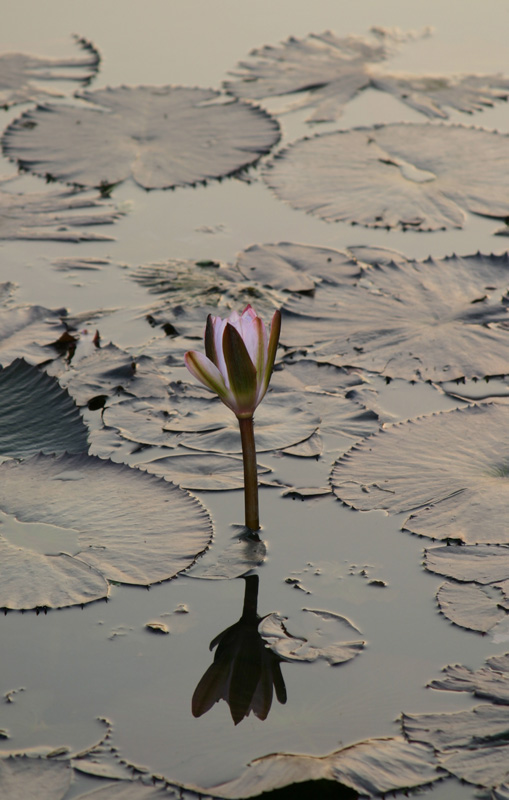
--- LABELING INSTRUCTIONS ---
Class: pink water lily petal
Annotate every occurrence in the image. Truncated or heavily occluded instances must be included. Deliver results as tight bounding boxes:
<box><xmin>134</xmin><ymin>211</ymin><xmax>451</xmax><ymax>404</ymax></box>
<box><xmin>184</xmin><ymin>351</ymin><xmax>231</xmax><ymax>403</ymax></box>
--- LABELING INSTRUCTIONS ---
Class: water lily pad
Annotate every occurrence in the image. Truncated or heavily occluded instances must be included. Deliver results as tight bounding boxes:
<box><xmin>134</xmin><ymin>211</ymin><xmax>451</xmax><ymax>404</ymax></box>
<box><xmin>0</xmin><ymin>187</ymin><xmax>121</xmax><ymax>242</ymax></box>
<box><xmin>0</xmin><ymin>36</ymin><xmax>99</xmax><ymax>108</ymax></box>
<box><xmin>0</xmin><ymin>358</ymin><xmax>88</xmax><ymax>457</ymax></box>
<box><xmin>0</xmin><ymin>301</ymin><xmax>71</xmax><ymax>368</ymax></box>
<box><xmin>0</xmin><ymin>453</ymin><xmax>212</xmax><ymax>604</ymax></box>
<box><xmin>280</xmin><ymin>250</ymin><xmax>509</xmax><ymax>381</ymax></box>
<box><xmin>209</xmin><ymin>736</ymin><xmax>439</xmax><ymax>797</ymax></box>
<box><xmin>331</xmin><ymin>404</ymin><xmax>509</xmax><ymax>544</ymax></box>
<box><xmin>129</xmin><ymin>258</ymin><xmax>283</xmax><ymax>335</ymax></box>
<box><xmin>260</xmin><ymin>608</ymin><xmax>365</xmax><ymax>666</ymax></box>
<box><xmin>436</xmin><ymin>581</ymin><xmax>506</xmax><ymax>633</ymax></box>
<box><xmin>58</xmin><ymin>344</ymin><xmax>171</xmax><ymax>407</ymax></box>
<box><xmin>139</xmin><ymin>452</ymin><xmax>277</xmax><ymax>491</ymax></box>
<box><xmin>74</xmin><ymin>783</ymin><xmax>173</xmax><ymax>798</ymax></box>
<box><xmin>429</xmin><ymin>652</ymin><xmax>509</xmax><ymax>704</ymax></box>
<box><xmin>2</xmin><ymin>86</ymin><xmax>280</xmax><ymax>190</ymax></box>
<box><xmin>271</xmin><ymin>360</ymin><xmax>380</xmax><ymax>440</ymax></box>
<box><xmin>224</xmin><ymin>27</ymin><xmax>430</xmax><ymax>123</ymax></box>
<box><xmin>165</xmin><ymin>391</ymin><xmax>320</xmax><ymax>454</ymax></box>
<box><xmin>263</xmin><ymin>124</ymin><xmax>509</xmax><ymax>230</ymax></box>
<box><xmin>425</xmin><ymin>544</ymin><xmax>509</xmax><ymax>584</ymax></box>
<box><xmin>235</xmin><ymin>242</ymin><xmax>359</xmax><ymax>291</ymax></box>
<box><xmin>403</xmin><ymin>704</ymin><xmax>509</xmax><ymax>788</ymax></box>
<box><xmin>226</xmin><ymin>27</ymin><xmax>509</xmax><ymax>124</ymax></box>
<box><xmin>0</xmin><ymin>756</ymin><xmax>72</xmax><ymax>799</ymax></box>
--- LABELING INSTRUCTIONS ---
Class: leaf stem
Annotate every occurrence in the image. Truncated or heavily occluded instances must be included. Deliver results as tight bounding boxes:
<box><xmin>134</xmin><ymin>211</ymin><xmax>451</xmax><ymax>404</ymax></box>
<box><xmin>238</xmin><ymin>415</ymin><xmax>260</xmax><ymax>531</ymax></box>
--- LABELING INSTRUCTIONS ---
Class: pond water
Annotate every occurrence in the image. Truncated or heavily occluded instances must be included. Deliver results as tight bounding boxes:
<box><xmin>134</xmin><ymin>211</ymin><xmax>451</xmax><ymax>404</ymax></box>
<box><xmin>2</xmin><ymin>1</ymin><xmax>509</xmax><ymax>798</ymax></box>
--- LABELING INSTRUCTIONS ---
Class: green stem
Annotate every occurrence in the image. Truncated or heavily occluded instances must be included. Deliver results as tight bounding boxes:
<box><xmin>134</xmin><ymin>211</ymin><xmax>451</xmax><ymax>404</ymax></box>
<box><xmin>238</xmin><ymin>415</ymin><xmax>259</xmax><ymax>531</ymax></box>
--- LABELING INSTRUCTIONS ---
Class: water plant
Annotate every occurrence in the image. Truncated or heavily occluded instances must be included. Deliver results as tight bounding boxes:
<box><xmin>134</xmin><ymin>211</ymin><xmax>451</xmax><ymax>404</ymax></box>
<box><xmin>185</xmin><ymin>304</ymin><xmax>281</xmax><ymax>531</ymax></box>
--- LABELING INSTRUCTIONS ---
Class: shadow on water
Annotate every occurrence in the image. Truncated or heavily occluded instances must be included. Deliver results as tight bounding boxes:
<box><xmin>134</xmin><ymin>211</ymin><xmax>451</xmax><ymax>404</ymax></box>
<box><xmin>192</xmin><ymin>574</ymin><xmax>287</xmax><ymax>725</ymax></box>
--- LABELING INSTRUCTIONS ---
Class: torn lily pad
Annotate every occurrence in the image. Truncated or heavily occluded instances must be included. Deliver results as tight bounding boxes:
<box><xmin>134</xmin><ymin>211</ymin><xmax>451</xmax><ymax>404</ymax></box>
<box><xmin>0</xmin><ymin>36</ymin><xmax>99</xmax><ymax>108</ymax></box>
<box><xmin>225</xmin><ymin>27</ymin><xmax>509</xmax><ymax>123</ymax></box>
<box><xmin>209</xmin><ymin>736</ymin><xmax>439</xmax><ymax>797</ymax></box>
<box><xmin>279</xmin><ymin>249</ymin><xmax>509</xmax><ymax>382</ymax></box>
<box><xmin>2</xmin><ymin>86</ymin><xmax>280</xmax><ymax>190</ymax></box>
<box><xmin>260</xmin><ymin>608</ymin><xmax>365</xmax><ymax>666</ymax></box>
<box><xmin>0</xmin><ymin>452</ymin><xmax>212</xmax><ymax>608</ymax></box>
<box><xmin>331</xmin><ymin>404</ymin><xmax>509</xmax><ymax>544</ymax></box>
<box><xmin>429</xmin><ymin>652</ymin><xmax>509</xmax><ymax>705</ymax></box>
<box><xmin>263</xmin><ymin>124</ymin><xmax>509</xmax><ymax>230</ymax></box>
<box><xmin>0</xmin><ymin>358</ymin><xmax>88</xmax><ymax>457</ymax></box>
<box><xmin>0</xmin><ymin>187</ymin><xmax>121</xmax><ymax>242</ymax></box>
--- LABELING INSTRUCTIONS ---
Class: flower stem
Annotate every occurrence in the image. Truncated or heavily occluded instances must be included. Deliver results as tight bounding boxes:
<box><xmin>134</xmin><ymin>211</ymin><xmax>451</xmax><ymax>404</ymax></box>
<box><xmin>238</xmin><ymin>415</ymin><xmax>259</xmax><ymax>531</ymax></box>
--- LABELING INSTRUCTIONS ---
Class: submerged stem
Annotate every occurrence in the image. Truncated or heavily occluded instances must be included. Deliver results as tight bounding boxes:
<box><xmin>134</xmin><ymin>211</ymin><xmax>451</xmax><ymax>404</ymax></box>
<box><xmin>238</xmin><ymin>415</ymin><xmax>259</xmax><ymax>531</ymax></box>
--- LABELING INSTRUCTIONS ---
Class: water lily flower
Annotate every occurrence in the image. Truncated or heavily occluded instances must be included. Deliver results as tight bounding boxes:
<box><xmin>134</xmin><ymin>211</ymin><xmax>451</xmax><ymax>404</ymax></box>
<box><xmin>184</xmin><ymin>305</ymin><xmax>281</xmax><ymax>419</ymax></box>
<box><xmin>185</xmin><ymin>306</ymin><xmax>281</xmax><ymax>531</ymax></box>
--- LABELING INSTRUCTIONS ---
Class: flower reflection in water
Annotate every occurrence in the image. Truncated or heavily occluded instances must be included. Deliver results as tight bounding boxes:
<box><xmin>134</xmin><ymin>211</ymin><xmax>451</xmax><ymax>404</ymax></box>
<box><xmin>192</xmin><ymin>574</ymin><xmax>287</xmax><ymax>725</ymax></box>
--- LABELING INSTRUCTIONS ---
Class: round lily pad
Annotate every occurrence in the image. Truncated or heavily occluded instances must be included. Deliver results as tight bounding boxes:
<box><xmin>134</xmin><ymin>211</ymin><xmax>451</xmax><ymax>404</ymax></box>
<box><xmin>0</xmin><ymin>452</ymin><xmax>212</xmax><ymax>608</ymax></box>
<box><xmin>263</xmin><ymin>124</ymin><xmax>509</xmax><ymax>230</ymax></box>
<box><xmin>2</xmin><ymin>86</ymin><xmax>280</xmax><ymax>190</ymax></box>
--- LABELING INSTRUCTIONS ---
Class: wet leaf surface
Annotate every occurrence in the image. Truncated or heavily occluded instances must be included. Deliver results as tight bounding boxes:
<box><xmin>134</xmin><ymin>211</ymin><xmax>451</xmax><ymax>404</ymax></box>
<box><xmin>436</xmin><ymin>581</ymin><xmax>507</xmax><ymax>633</ymax></box>
<box><xmin>429</xmin><ymin>652</ymin><xmax>509</xmax><ymax>704</ymax></box>
<box><xmin>0</xmin><ymin>358</ymin><xmax>88</xmax><ymax>457</ymax></box>
<box><xmin>2</xmin><ymin>86</ymin><xmax>280</xmax><ymax>190</ymax></box>
<box><xmin>0</xmin><ymin>756</ymin><xmax>72</xmax><ymax>799</ymax></box>
<box><xmin>263</xmin><ymin>124</ymin><xmax>509</xmax><ymax>230</ymax></box>
<box><xmin>226</xmin><ymin>27</ymin><xmax>509</xmax><ymax>124</ymax></box>
<box><xmin>260</xmin><ymin>608</ymin><xmax>365</xmax><ymax>666</ymax></box>
<box><xmin>0</xmin><ymin>36</ymin><xmax>99</xmax><ymax>107</ymax></box>
<box><xmin>331</xmin><ymin>404</ymin><xmax>509</xmax><ymax>544</ymax></box>
<box><xmin>279</xmin><ymin>249</ymin><xmax>509</xmax><ymax>381</ymax></box>
<box><xmin>0</xmin><ymin>452</ymin><xmax>212</xmax><ymax>607</ymax></box>
<box><xmin>209</xmin><ymin>736</ymin><xmax>439</xmax><ymax>797</ymax></box>
<box><xmin>139</xmin><ymin>452</ymin><xmax>278</xmax><ymax>492</ymax></box>
<box><xmin>425</xmin><ymin>544</ymin><xmax>509</xmax><ymax>584</ymax></box>
<box><xmin>0</xmin><ymin>187</ymin><xmax>121</xmax><ymax>242</ymax></box>
<box><xmin>0</xmin><ymin>296</ymin><xmax>71</xmax><ymax>367</ymax></box>
<box><xmin>186</xmin><ymin>528</ymin><xmax>267</xmax><ymax>580</ymax></box>
<box><xmin>235</xmin><ymin>242</ymin><xmax>359</xmax><ymax>291</ymax></box>
<box><xmin>402</xmin><ymin>704</ymin><xmax>509</xmax><ymax>788</ymax></box>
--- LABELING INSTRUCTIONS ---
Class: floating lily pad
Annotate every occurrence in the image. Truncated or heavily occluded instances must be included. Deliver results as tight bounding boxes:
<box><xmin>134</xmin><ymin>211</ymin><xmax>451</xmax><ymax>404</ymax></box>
<box><xmin>0</xmin><ymin>358</ymin><xmax>88</xmax><ymax>457</ymax></box>
<box><xmin>263</xmin><ymin>124</ymin><xmax>509</xmax><ymax>230</ymax></box>
<box><xmin>235</xmin><ymin>242</ymin><xmax>359</xmax><ymax>291</ymax></box>
<box><xmin>0</xmin><ymin>756</ymin><xmax>72</xmax><ymax>799</ymax></box>
<box><xmin>2</xmin><ymin>86</ymin><xmax>280</xmax><ymax>190</ymax></box>
<box><xmin>436</xmin><ymin>581</ymin><xmax>506</xmax><ymax>633</ymax></box>
<box><xmin>226</xmin><ymin>27</ymin><xmax>509</xmax><ymax>124</ymax></box>
<box><xmin>402</xmin><ymin>704</ymin><xmax>509</xmax><ymax>789</ymax></box>
<box><xmin>58</xmin><ymin>343</ymin><xmax>171</xmax><ymax>407</ymax></box>
<box><xmin>139</xmin><ymin>452</ymin><xmax>277</xmax><ymax>491</ymax></box>
<box><xmin>0</xmin><ymin>36</ymin><xmax>99</xmax><ymax>108</ymax></box>
<box><xmin>271</xmin><ymin>360</ymin><xmax>380</xmax><ymax>440</ymax></box>
<box><xmin>429</xmin><ymin>652</ymin><xmax>509</xmax><ymax>704</ymax></box>
<box><xmin>260</xmin><ymin>608</ymin><xmax>365</xmax><ymax>666</ymax></box>
<box><xmin>209</xmin><ymin>736</ymin><xmax>439</xmax><ymax>797</ymax></box>
<box><xmin>129</xmin><ymin>258</ymin><xmax>283</xmax><ymax>336</ymax></box>
<box><xmin>0</xmin><ymin>300</ymin><xmax>71</xmax><ymax>367</ymax></box>
<box><xmin>425</xmin><ymin>544</ymin><xmax>509</xmax><ymax>584</ymax></box>
<box><xmin>164</xmin><ymin>391</ymin><xmax>320</xmax><ymax>454</ymax></box>
<box><xmin>0</xmin><ymin>187</ymin><xmax>121</xmax><ymax>242</ymax></box>
<box><xmin>0</xmin><ymin>452</ymin><xmax>212</xmax><ymax>608</ymax></box>
<box><xmin>279</xmin><ymin>249</ymin><xmax>509</xmax><ymax>381</ymax></box>
<box><xmin>331</xmin><ymin>404</ymin><xmax>509</xmax><ymax>544</ymax></box>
